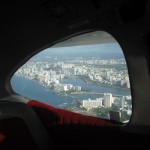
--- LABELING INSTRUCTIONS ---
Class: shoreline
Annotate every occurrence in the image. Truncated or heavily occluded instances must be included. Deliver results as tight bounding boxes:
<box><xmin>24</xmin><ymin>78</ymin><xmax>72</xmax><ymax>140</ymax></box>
<box><xmin>14</xmin><ymin>74</ymin><xmax>130</xmax><ymax>97</ymax></box>
<box><xmin>64</xmin><ymin>75</ymin><xmax>130</xmax><ymax>91</ymax></box>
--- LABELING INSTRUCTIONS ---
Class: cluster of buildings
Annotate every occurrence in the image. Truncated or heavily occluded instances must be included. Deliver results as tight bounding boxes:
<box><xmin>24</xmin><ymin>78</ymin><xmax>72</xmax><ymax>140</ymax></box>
<box><xmin>15</xmin><ymin>57</ymin><xmax>130</xmax><ymax>90</ymax></box>
<box><xmin>55</xmin><ymin>84</ymin><xmax>81</xmax><ymax>92</ymax></box>
<box><xmin>82</xmin><ymin>93</ymin><xmax>132</xmax><ymax>115</ymax></box>
<box><xmin>15</xmin><ymin>61</ymin><xmax>82</xmax><ymax>92</ymax></box>
<box><xmin>15</xmin><ymin>57</ymin><xmax>132</xmax><ymax>121</ymax></box>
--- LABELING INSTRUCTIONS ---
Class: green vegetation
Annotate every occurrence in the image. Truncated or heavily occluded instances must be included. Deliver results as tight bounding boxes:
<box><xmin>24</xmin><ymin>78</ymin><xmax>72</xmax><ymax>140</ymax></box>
<box><xmin>91</xmin><ymin>107</ymin><xmax>130</xmax><ymax>122</ymax></box>
<box><xmin>64</xmin><ymin>102</ymin><xmax>86</xmax><ymax>111</ymax></box>
<box><xmin>91</xmin><ymin>107</ymin><xmax>110</xmax><ymax>119</ymax></box>
<box><xmin>65</xmin><ymin>89</ymin><xmax>90</xmax><ymax>94</ymax></box>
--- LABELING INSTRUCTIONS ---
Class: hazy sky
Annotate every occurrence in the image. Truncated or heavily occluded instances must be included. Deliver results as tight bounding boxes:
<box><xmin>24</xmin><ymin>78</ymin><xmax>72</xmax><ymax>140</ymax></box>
<box><xmin>35</xmin><ymin>43</ymin><xmax>124</xmax><ymax>57</ymax></box>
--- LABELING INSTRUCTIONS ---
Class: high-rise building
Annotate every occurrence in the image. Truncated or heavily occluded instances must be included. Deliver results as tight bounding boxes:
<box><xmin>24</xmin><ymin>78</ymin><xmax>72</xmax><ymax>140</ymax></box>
<box><xmin>121</xmin><ymin>96</ymin><xmax>125</xmax><ymax>109</ymax></box>
<box><xmin>103</xmin><ymin>93</ymin><xmax>113</xmax><ymax>107</ymax></box>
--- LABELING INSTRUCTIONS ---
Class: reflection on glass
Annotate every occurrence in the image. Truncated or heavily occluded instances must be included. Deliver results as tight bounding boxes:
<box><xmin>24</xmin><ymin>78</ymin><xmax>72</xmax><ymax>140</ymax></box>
<box><xmin>11</xmin><ymin>31</ymin><xmax>132</xmax><ymax>122</ymax></box>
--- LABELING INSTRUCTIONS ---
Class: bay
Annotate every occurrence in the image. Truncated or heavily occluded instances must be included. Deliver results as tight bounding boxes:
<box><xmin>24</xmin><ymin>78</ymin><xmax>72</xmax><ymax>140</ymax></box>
<box><xmin>11</xmin><ymin>75</ymin><xmax>131</xmax><ymax>107</ymax></box>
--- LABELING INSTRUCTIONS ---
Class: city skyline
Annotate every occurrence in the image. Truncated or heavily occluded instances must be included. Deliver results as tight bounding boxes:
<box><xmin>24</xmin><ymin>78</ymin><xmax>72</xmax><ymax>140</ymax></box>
<box><xmin>11</xmin><ymin>39</ymin><xmax>131</xmax><ymax>122</ymax></box>
<box><xmin>12</xmin><ymin>53</ymin><xmax>132</xmax><ymax>122</ymax></box>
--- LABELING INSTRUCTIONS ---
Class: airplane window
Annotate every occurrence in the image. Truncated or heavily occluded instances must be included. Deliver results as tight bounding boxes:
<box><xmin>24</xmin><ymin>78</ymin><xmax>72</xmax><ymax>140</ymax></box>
<box><xmin>11</xmin><ymin>31</ymin><xmax>132</xmax><ymax>123</ymax></box>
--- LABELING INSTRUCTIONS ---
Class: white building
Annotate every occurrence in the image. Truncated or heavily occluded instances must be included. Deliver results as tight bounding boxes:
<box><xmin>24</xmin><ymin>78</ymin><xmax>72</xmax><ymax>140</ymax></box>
<box><xmin>82</xmin><ymin>98</ymin><xmax>103</xmax><ymax>108</ymax></box>
<box><xmin>67</xmin><ymin>84</ymin><xmax>73</xmax><ymax>90</ymax></box>
<box><xmin>56</xmin><ymin>84</ymin><xmax>68</xmax><ymax>91</ymax></box>
<box><xmin>103</xmin><ymin>93</ymin><xmax>113</xmax><ymax>107</ymax></box>
<box><xmin>63</xmin><ymin>84</ymin><xmax>68</xmax><ymax>91</ymax></box>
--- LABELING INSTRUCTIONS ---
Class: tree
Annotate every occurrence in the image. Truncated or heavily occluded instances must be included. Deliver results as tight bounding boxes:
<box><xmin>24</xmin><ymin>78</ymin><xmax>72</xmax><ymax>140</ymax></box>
<box><xmin>91</xmin><ymin>107</ymin><xmax>110</xmax><ymax>119</ymax></box>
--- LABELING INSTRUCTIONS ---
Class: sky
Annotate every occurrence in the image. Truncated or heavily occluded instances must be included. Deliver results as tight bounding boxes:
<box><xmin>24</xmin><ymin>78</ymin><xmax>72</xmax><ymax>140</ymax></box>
<box><xmin>32</xmin><ymin>43</ymin><xmax>125</xmax><ymax>59</ymax></box>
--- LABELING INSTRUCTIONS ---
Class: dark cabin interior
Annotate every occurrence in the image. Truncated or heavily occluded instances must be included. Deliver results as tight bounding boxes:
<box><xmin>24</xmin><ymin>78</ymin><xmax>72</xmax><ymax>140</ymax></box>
<box><xmin>1</xmin><ymin>0</ymin><xmax>150</xmax><ymax>149</ymax></box>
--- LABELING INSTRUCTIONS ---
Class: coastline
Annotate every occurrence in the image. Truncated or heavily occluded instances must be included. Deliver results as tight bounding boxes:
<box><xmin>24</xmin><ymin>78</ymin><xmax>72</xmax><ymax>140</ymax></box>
<box><xmin>64</xmin><ymin>75</ymin><xmax>130</xmax><ymax>91</ymax></box>
<box><xmin>14</xmin><ymin>74</ymin><xmax>130</xmax><ymax>97</ymax></box>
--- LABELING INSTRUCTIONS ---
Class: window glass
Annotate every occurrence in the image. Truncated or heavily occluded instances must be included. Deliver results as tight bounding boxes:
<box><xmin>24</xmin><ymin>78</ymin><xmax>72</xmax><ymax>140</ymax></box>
<box><xmin>11</xmin><ymin>31</ymin><xmax>132</xmax><ymax>122</ymax></box>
